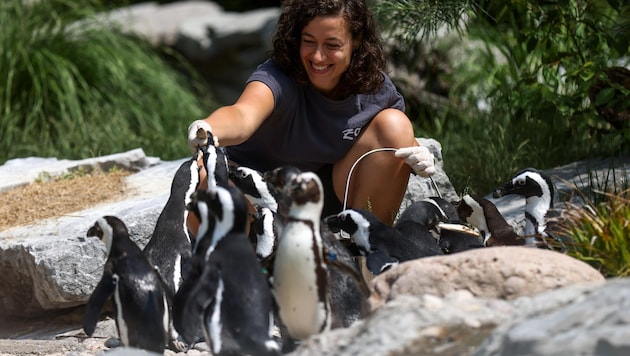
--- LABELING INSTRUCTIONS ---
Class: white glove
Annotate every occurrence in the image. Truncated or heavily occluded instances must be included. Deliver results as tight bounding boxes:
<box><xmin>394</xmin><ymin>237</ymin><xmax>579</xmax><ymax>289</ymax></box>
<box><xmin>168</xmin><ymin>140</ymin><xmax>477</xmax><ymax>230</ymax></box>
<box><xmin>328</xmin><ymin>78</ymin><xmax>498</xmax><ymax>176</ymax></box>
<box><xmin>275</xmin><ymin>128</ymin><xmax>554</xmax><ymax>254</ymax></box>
<box><xmin>187</xmin><ymin>119</ymin><xmax>218</xmax><ymax>153</ymax></box>
<box><xmin>395</xmin><ymin>146</ymin><xmax>436</xmax><ymax>177</ymax></box>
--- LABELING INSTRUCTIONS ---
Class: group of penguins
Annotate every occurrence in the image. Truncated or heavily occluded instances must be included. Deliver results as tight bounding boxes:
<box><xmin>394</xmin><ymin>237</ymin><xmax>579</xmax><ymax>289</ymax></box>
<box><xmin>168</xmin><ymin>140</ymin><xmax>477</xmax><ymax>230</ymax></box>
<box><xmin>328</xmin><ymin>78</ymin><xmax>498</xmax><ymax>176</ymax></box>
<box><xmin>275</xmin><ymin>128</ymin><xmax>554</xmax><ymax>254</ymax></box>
<box><xmin>81</xmin><ymin>128</ymin><xmax>566</xmax><ymax>355</ymax></box>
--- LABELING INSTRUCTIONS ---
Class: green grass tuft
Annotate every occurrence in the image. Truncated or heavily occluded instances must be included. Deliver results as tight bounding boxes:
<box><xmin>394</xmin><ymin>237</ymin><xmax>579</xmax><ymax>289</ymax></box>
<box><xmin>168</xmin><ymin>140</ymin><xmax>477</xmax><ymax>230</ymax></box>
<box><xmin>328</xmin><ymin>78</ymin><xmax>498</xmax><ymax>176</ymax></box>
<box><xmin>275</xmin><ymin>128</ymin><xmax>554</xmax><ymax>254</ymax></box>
<box><xmin>0</xmin><ymin>0</ymin><xmax>216</xmax><ymax>164</ymax></box>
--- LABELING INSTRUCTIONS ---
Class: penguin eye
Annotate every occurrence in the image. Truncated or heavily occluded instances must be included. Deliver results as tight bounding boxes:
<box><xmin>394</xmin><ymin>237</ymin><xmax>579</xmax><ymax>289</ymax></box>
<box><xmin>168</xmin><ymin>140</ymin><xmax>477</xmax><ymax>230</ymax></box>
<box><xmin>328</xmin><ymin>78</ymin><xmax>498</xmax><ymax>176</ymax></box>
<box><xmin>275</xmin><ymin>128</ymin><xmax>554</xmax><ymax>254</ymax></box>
<box><xmin>239</xmin><ymin>170</ymin><xmax>248</xmax><ymax>179</ymax></box>
<box><xmin>514</xmin><ymin>177</ymin><xmax>526</xmax><ymax>186</ymax></box>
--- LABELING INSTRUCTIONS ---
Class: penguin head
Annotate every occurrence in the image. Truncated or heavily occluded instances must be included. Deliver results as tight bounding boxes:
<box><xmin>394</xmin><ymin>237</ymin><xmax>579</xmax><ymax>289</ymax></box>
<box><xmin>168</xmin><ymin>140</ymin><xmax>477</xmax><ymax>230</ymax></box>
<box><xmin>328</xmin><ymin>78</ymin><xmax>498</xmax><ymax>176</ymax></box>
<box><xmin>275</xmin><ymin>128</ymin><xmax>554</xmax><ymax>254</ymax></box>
<box><xmin>493</xmin><ymin>168</ymin><xmax>554</xmax><ymax>202</ymax></box>
<box><xmin>425</xmin><ymin>196</ymin><xmax>461</xmax><ymax>223</ymax></box>
<box><xmin>263</xmin><ymin>165</ymin><xmax>302</xmax><ymax>198</ymax></box>
<box><xmin>191</xmin><ymin>186</ymin><xmax>248</xmax><ymax>245</ymax></box>
<box><xmin>397</xmin><ymin>200</ymin><xmax>448</xmax><ymax>230</ymax></box>
<box><xmin>228</xmin><ymin>164</ymin><xmax>278</xmax><ymax>212</ymax></box>
<box><xmin>87</xmin><ymin>216</ymin><xmax>127</xmax><ymax>255</ymax></box>
<box><xmin>228</xmin><ymin>163</ymin><xmax>258</xmax><ymax>196</ymax></box>
<box><xmin>199</xmin><ymin>134</ymin><xmax>229</xmax><ymax>189</ymax></box>
<box><xmin>284</xmin><ymin>172</ymin><xmax>324</xmax><ymax>218</ymax></box>
<box><xmin>456</xmin><ymin>195</ymin><xmax>490</xmax><ymax>242</ymax></box>
<box><xmin>323</xmin><ymin>209</ymin><xmax>373</xmax><ymax>254</ymax></box>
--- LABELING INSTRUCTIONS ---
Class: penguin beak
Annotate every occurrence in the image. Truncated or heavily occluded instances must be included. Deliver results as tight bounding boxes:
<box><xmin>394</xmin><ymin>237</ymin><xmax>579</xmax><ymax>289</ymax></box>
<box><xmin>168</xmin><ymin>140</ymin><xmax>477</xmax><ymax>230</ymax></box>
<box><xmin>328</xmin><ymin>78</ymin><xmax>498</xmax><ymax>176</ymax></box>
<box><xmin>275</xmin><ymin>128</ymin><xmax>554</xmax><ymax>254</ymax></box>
<box><xmin>493</xmin><ymin>182</ymin><xmax>513</xmax><ymax>198</ymax></box>
<box><xmin>323</xmin><ymin>214</ymin><xmax>343</xmax><ymax>233</ymax></box>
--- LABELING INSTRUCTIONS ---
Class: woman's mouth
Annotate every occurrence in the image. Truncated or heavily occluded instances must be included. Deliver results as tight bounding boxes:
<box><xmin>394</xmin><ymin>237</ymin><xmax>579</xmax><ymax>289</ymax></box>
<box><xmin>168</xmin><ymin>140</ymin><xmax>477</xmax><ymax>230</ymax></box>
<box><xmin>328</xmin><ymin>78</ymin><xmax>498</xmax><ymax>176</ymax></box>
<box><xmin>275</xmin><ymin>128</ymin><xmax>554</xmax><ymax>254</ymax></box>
<box><xmin>311</xmin><ymin>63</ymin><xmax>331</xmax><ymax>72</ymax></box>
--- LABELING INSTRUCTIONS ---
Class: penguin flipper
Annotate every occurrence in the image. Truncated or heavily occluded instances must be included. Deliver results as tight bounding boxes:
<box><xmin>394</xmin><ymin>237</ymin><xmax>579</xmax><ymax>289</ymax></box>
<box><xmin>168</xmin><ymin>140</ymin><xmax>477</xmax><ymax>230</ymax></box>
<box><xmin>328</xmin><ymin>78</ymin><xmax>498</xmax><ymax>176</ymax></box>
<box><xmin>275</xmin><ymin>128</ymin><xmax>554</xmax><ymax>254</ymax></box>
<box><xmin>365</xmin><ymin>251</ymin><xmax>399</xmax><ymax>275</ymax></box>
<box><xmin>83</xmin><ymin>272</ymin><xmax>116</xmax><ymax>336</ymax></box>
<box><xmin>174</xmin><ymin>259</ymin><xmax>219</xmax><ymax>344</ymax></box>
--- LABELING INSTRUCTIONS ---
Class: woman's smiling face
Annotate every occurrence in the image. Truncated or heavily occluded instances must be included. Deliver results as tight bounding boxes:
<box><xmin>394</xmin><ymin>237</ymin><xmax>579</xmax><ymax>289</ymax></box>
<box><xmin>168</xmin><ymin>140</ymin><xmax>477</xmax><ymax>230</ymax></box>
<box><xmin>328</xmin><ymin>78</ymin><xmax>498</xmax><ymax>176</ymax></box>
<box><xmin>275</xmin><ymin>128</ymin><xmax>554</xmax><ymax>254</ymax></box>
<box><xmin>300</xmin><ymin>15</ymin><xmax>356</xmax><ymax>96</ymax></box>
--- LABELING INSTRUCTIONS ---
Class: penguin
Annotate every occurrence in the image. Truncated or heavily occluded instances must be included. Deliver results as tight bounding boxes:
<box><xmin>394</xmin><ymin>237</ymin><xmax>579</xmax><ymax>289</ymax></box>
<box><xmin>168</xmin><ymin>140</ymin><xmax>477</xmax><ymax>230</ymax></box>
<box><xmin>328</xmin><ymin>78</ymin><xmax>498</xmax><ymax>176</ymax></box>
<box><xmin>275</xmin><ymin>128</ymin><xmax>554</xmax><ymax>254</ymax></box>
<box><xmin>392</xmin><ymin>199</ymin><xmax>446</xmax><ymax>256</ymax></box>
<box><xmin>143</xmin><ymin>153</ymin><xmax>200</xmax><ymax>296</ymax></box>
<box><xmin>228</xmin><ymin>162</ymin><xmax>279</xmax><ymax>271</ymax></box>
<box><xmin>228</xmin><ymin>162</ymin><xmax>278</xmax><ymax>212</ymax></box>
<box><xmin>142</xmin><ymin>153</ymin><xmax>201</xmax><ymax>351</ymax></box>
<box><xmin>456</xmin><ymin>194</ymin><xmax>525</xmax><ymax>247</ymax></box>
<box><xmin>83</xmin><ymin>216</ymin><xmax>170</xmax><ymax>354</ymax></box>
<box><xmin>493</xmin><ymin>167</ymin><xmax>565</xmax><ymax>248</ymax></box>
<box><xmin>265</xmin><ymin>166</ymin><xmax>367</xmax><ymax>344</ymax></box>
<box><xmin>324</xmin><ymin>204</ymin><xmax>442</xmax><ymax>275</ymax></box>
<box><xmin>173</xmin><ymin>185</ymin><xmax>280</xmax><ymax>356</ymax></box>
<box><xmin>263</xmin><ymin>167</ymin><xmax>333</xmax><ymax>340</ymax></box>
<box><xmin>198</xmin><ymin>128</ymin><xmax>229</xmax><ymax>190</ymax></box>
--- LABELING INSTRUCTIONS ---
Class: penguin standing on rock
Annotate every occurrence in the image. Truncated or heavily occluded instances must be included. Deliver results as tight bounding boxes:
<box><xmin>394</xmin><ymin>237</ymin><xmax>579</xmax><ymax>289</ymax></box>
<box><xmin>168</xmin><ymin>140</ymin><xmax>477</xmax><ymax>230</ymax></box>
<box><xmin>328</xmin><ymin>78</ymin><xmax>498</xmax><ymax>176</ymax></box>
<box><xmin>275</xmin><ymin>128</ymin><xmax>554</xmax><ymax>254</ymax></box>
<box><xmin>493</xmin><ymin>167</ymin><xmax>564</xmax><ymax>248</ymax></box>
<box><xmin>173</xmin><ymin>186</ymin><xmax>280</xmax><ymax>356</ymax></box>
<box><xmin>83</xmin><ymin>216</ymin><xmax>170</xmax><ymax>354</ymax></box>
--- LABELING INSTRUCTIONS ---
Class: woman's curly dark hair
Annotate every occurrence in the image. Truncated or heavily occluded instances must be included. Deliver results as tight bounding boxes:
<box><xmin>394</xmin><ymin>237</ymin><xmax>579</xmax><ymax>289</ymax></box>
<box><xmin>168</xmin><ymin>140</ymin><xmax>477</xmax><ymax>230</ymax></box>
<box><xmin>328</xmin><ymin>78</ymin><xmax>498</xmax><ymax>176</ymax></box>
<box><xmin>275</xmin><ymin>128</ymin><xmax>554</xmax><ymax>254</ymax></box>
<box><xmin>271</xmin><ymin>0</ymin><xmax>386</xmax><ymax>98</ymax></box>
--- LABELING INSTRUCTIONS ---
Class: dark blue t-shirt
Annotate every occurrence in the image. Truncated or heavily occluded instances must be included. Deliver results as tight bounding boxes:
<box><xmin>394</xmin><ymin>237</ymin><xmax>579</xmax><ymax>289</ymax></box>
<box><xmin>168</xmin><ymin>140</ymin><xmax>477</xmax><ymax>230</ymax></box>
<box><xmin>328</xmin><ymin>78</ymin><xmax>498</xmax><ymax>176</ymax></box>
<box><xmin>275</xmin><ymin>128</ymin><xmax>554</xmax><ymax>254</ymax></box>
<box><xmin>225</xmin><ymin>59</ymin><xmax>406</xmax><ymax>172</ymax></box>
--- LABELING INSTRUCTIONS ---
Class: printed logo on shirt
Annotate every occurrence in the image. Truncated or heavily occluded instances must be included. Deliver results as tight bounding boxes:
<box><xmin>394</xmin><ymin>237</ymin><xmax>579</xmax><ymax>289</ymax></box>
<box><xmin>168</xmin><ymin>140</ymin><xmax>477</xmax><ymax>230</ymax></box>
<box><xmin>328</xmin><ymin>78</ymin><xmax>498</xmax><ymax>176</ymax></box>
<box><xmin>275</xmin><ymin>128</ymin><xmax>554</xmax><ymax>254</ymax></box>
<box><xmin>342</xmin><ymin>127</ymin><xmax>362</xmax><ymax>141</ymax></box>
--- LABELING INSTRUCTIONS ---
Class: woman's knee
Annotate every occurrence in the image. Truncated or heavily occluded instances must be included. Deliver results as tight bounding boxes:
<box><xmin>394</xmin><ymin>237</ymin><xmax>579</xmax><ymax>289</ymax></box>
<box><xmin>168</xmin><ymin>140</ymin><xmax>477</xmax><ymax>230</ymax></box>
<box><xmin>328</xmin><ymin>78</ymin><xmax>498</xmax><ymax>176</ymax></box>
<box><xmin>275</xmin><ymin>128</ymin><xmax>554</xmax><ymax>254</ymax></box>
<box><xmin>363</xmin><ymin>108</ymin><xmax>416</xmax><ymax>147</ymax></box>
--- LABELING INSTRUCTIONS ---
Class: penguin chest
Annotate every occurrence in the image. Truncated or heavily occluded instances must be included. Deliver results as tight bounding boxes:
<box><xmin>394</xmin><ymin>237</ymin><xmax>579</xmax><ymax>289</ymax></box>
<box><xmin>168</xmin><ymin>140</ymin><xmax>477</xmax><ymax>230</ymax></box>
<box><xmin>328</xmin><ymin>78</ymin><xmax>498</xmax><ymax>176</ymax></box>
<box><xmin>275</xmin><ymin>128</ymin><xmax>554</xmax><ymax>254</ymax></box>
<box><xmin>273</xmin><ymin>221</ymin><xmax>329</xmax><ymax>339</ymax></box>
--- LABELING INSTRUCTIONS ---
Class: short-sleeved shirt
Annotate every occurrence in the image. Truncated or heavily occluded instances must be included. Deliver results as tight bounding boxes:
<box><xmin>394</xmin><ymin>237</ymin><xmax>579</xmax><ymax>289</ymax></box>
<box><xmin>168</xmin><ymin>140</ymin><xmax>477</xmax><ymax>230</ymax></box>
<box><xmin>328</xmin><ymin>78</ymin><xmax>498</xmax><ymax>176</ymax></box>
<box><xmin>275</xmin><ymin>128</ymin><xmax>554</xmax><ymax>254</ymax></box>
<box><xmin>225</xmin><ymin>59</ymin><xmax>406</xmax><ymax>173</ymax></box>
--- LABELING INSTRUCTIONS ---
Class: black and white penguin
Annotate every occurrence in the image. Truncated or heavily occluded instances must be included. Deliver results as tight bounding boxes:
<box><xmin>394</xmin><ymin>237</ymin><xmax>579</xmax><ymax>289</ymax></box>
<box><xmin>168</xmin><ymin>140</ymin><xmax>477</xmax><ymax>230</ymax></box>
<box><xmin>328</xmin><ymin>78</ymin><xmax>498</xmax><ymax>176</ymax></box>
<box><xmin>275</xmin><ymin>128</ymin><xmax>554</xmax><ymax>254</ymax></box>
<box><xmin>199</xmin><ymin>129</ymin><xmax>229</xmax><ymax>189</ymax></box>
<box><xmin>228</xmin><ymin>163</ymin><xmax>278</xmax><ymax>212</ymax></box>
<box><xmin>143</xmin><ymin>153</ymin><xmax>200</xmax><ymax>296</ymax></box>
<box><xmin>263</xmin><ymin>168</ymin><xmax>333</xmax><ymax>340</ymax></box>
<box><xmin>324</xmin><ymin>209</ymin><xmax>409</xmax><ymax>274</ymax></box>
<box><xmin>393</xmin><ymin>199</ymin><xmax>446</xmax><ymax>256</ymax></box>
<box><xmin>493</xmin><ymin>167</ymin><xmax>560</xmax><ymax>247</ymax></box>
<box><xmin>228</xmin><ymin>163</ymin><xmax>279</xmax><ymax>269</ymax></box>
<box><xmin>83</xmin><ymin>216</ymin><xmax>170</xmax><ymax>353</ymax></box>
<box><xmin>457</xmin><ymin>194</ymin><xmax>524</xmax><ymax>247</ymax></box>
<box><xmin>265</xmin><ymin>166</ymin><xmax>367</xmax><ymax>342</ymax></box>
<box><xmin>173</xmin><ymin>185</ymin><xmax>280</xmax><ymax>356</ymax></box>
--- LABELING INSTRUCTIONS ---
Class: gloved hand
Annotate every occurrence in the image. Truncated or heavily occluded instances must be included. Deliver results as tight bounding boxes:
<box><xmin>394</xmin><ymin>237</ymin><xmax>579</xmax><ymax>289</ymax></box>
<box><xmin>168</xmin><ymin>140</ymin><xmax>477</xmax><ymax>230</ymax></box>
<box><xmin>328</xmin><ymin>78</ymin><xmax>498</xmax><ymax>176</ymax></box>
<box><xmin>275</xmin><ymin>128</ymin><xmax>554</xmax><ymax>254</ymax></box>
<box><xmin>187</xmin><ymin>119</ymin><xmax>218</xmax><ymax>153</ymax></box>
<box><xmin>395</xmin><ymin>146</ymin><xmax>436</xmax><ymax>177</ymax></box>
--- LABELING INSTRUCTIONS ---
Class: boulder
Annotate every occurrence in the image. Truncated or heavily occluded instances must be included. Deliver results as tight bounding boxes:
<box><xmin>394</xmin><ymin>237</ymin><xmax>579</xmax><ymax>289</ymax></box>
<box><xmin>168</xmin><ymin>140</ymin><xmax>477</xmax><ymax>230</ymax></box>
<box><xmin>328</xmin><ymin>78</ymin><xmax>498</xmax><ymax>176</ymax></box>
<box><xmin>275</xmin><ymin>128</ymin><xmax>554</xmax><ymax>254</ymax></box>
<box><xmin>368</xmin><ymin>246</ymin><xmax>606</xmax><ymax>311</ymax></box>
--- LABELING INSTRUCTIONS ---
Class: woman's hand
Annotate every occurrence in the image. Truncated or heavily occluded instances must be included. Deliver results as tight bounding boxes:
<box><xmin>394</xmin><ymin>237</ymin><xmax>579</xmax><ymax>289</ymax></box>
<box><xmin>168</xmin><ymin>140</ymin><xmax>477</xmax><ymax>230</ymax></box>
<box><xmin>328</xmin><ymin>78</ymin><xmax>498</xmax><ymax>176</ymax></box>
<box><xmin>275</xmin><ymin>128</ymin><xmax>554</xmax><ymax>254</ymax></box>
<box><xmin>187</xmin><ymin>120</ymin><xmax>217</xmax><ymax>153</ymax></box>
<box><xmin>395</xmin><ymin>146</ymin><xmax>436</xmax><ymax>177</ymax></box>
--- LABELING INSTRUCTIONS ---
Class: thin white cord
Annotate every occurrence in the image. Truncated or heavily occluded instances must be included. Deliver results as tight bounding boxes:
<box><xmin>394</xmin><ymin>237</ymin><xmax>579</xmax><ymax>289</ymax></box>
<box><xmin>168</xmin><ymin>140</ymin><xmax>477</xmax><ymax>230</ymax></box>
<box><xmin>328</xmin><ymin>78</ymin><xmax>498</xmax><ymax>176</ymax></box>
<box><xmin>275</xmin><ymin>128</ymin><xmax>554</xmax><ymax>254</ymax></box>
<box><xmin>341</xmin><ymin>147</ymin><xmax>442</xmax><ymax>211</ymax></box>
<box><xmin>342</xmin><ymin>148</ymin><xmax>398</xmax><ymax>211</ymax></box>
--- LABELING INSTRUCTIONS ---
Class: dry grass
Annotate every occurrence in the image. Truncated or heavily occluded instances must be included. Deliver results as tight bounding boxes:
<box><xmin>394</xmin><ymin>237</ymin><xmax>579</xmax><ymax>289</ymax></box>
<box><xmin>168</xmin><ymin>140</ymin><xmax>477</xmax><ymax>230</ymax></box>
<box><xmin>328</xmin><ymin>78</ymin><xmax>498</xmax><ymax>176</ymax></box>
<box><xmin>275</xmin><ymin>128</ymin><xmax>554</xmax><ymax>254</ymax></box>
<box><xmin>0</xmin><ymin>170</ymin><xmax>131</xmax><ymax>231</ymax></box>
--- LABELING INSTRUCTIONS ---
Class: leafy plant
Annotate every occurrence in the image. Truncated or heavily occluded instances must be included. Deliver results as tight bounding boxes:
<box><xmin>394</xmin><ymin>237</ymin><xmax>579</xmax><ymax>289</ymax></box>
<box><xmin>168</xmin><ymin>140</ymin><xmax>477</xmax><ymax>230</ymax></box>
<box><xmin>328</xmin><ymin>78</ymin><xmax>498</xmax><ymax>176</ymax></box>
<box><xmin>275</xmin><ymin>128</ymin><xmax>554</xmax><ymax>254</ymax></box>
<box><xmin>0</xmin><ymin>0</ymin><xmax>216</xmax><ymax>164</ymax></box>
<box><xmin>561</xmin><ymin>188</ymin><xmax>630</xmax><ymax>277</ymax></box>
<box><xmin>374</xmin><ymin>0</ymin><xmax>630</xmax><ymax>195</ymax></box>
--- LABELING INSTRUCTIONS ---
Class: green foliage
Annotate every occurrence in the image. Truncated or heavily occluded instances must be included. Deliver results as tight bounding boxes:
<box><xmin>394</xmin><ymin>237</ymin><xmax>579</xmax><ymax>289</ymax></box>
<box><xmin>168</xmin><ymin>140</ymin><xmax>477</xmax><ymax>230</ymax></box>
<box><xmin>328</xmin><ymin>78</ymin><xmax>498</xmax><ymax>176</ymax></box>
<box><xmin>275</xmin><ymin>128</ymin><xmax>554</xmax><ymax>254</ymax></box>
<box><xmin>375</xmin><ymin>0</ymin><xmax>630</xmax><ymax>195</ymax></box>
<box><xmin>373</xmin><ymin>0</ymin><xmax>469</xmax><ymax>42</ymax></box>
<box><xmin>0</xmin><ymin>0</ymin><xmax>216</xmax><ymax>164</ymax></box>
<box><xmin>562</xmin><ymin>188</ymin><xmax>630</xmax><ymax>277</ymax></box>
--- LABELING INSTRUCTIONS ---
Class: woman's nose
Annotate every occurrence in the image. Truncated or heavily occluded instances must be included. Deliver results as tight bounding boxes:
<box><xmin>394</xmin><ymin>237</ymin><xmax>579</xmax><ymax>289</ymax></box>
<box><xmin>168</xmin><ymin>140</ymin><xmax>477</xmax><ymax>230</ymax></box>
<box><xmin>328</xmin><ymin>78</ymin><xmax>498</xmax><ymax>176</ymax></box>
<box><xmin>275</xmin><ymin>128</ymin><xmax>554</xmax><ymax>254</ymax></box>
<box><xmin>312</xmin><ymin>45</ymin><xmax>326</xmax><ymax>62</ymax></box>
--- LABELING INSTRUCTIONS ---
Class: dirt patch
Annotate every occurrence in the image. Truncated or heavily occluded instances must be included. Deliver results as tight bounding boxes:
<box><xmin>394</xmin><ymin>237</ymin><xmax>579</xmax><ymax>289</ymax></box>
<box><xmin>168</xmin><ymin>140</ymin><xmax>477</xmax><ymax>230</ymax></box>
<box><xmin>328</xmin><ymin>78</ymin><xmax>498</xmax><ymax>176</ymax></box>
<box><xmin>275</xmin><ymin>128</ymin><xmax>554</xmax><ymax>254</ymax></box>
<box><xmin>0</xmin><ymin>170</ymin><xmax>132</xmax><ymax>231</ymax></box>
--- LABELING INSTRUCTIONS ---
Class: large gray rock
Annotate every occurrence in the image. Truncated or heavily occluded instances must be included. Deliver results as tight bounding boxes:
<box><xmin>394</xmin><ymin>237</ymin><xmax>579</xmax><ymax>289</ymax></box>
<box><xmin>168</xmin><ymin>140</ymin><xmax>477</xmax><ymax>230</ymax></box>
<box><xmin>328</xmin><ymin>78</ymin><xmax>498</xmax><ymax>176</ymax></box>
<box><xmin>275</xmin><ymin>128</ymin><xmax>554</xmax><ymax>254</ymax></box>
<box><xmin>0</xmin><ymin>150</ymin><xmax>186</xmax><ymax>317</ymax></box>
<box><xmin>368</xmin><ymin>246</ymin><xmax>605</xmax><ymax>311</ymax></box>
<box><xmin>475</xmin><ymin>277</ymin><xmax>630</xmax><ymax>356</ymax></box>
<box><xmin>291</xmin><ymin>291</ymin><xmax>516</xmax><ymax>356</ymax></box>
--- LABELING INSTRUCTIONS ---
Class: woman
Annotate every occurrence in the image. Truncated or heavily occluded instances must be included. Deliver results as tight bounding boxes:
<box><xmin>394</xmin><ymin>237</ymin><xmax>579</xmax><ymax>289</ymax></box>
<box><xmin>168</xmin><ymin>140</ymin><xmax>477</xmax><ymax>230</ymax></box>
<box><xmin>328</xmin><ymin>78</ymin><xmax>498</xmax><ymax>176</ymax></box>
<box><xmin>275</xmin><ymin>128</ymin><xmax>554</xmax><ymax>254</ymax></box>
<box><xmin>187</xmin><ymin>0</ymin><xmax>435</xmax><ymax>225</ymax></box>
